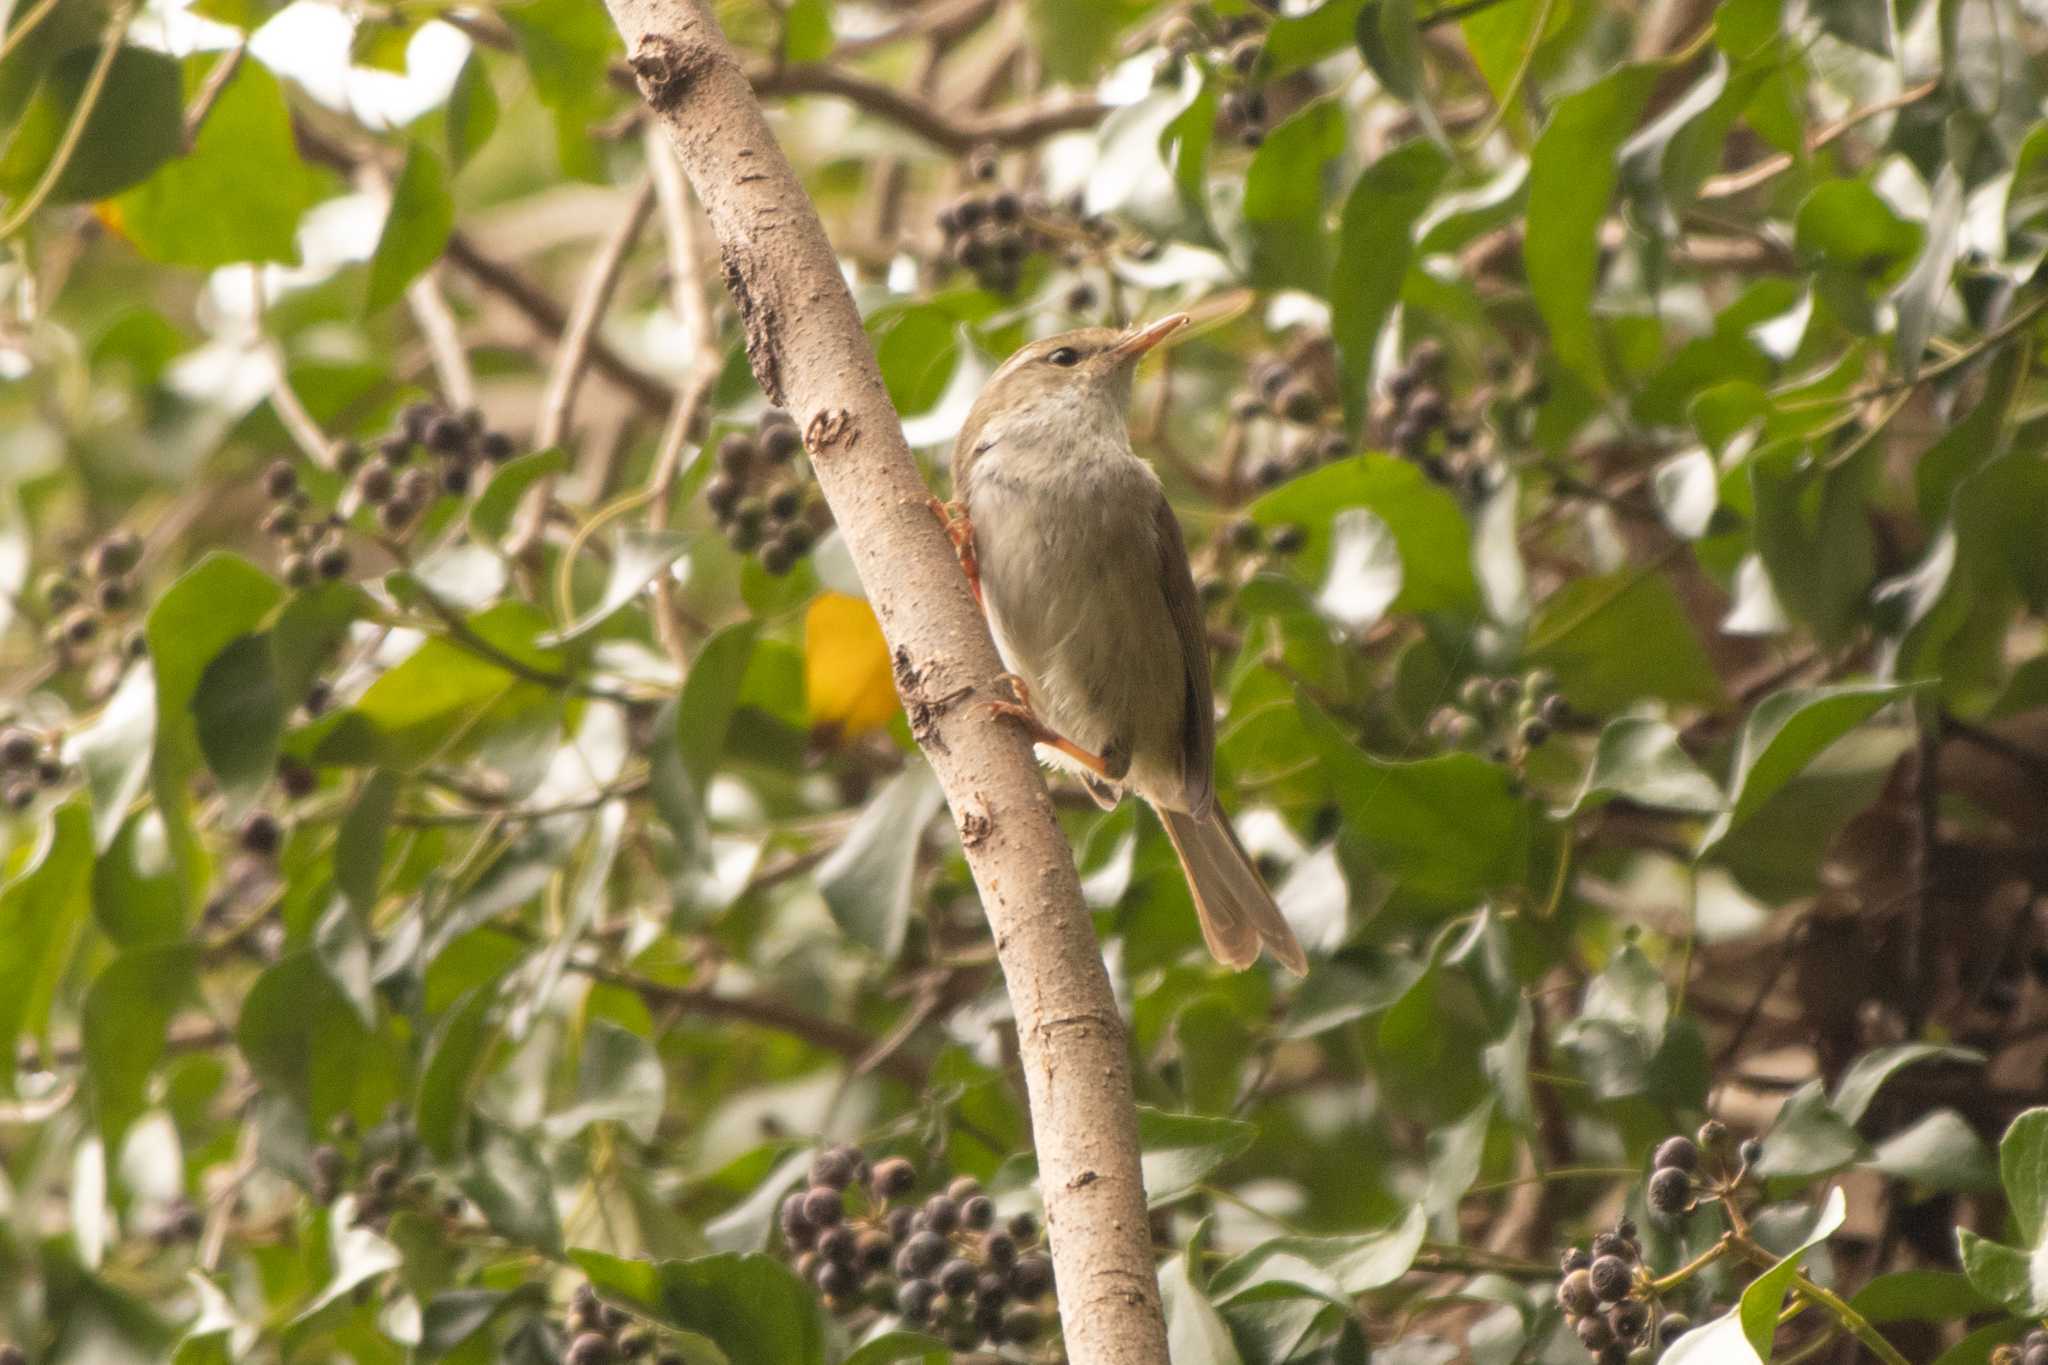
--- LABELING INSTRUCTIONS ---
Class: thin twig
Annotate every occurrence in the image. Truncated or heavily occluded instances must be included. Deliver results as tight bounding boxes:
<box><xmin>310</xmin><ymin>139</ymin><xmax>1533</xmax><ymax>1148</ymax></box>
<box><xmin>0</xmin><ymin>3</ymin><xmax>131</xmax><ymax>239</ymax></box>
<box><xmin>406</xmin><ymin>269</ymin><xmax>476</xmax><ymax>411</ymax></box>
<box><xmin>182</xmin><ymin>41</ymin><xmax>245</xmax><ymax>150</ymax></box>
<box><xmin>511</xmin><ymin>178</ymin><xmax>658</xmax><ymax>558</ymax></box>
<box><xmin>0</xmin><ymin>0</ymin><xmax>62</xmax><ymax>64</ymax></box>
<box><xmin>1700</xmin><ymin>81</ymin><xmax>1941</xmax><ymax>200</ymax></box>
<box><xmin>264</xmin><ymin>342</ymin><xmax>340</xmax><ymax>470</ymax></box>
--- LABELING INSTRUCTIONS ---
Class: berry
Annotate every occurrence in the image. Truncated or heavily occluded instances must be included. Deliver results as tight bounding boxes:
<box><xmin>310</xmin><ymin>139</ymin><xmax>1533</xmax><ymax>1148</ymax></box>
<box><xmin>810</xmin><ymin>1147</ymin><xmax>856</xmax><ymax>1190</ymax></box>
<box><xmin>1588</xmin><ymin>1254</ymin><xmax>1632</xmax><ymax>1304</ymax></box>
<box><xmin>262</xmin><ymin>505</ymin><xmax>299</xmax><ymax>538</ymax></box>
<box><xmin>1009</xmin><ymin>1254</ymin><xmax>1053</xmax><ymax>1298</ymax></box>
<box><xmin>263</xmin><ymin>459</ymin><xmax>298</xmax><ymax>499</ymax></box>
<box><xmin>33</xmin><ymin>757</ymin><xmax>61</xmax><ymax>787</ymax></box>
<box><xmin>1408</xmin><ymin>338</ymin><xmax>1445</xmax><ymax>377</ymax></box>
<box><xmin>1540</xmin><ymin>692</ymin><xmax>1570</xmax><ymax>725</ymax></box>
<box><xmin>760</xmin><ymin>424</ymin><xmax>801</xmax><ymax>462</ymax></box>
<box><xmin>398</xmin><ymin>468</ymin><xmax>434</xmax><ymax>504</ymax></box>
<box><xmin>817</xmin><ymin>1225</ymin><xmax>856</xmax><ymax>1265</ymax></box>
<box><xmin>961</xmin><ymin>1194</ymin><xmax>995</xmax><ymax>1230</ymax></box>
<box><xmin>975</xmin><ymin>1271</ymin><xmax>1009</xmax><ymax>1306</ymax></box>
<box><xmin>1228</xmin><ymin>36</ymin><xmax>1262</xmax><ymax>74</ymax></box>
<box><xmin>1560</xmin><ymin>1246</ymin><xmax>1591</xmax><ymax>1273</ymax></box>
<box><xmin>999</xmin><ymin>1307</ymin><xmax>1042</xmax><ymax>1345</ymax></box>
<box><xmin>983</xmin><ymin>1230</ymin><xmax>1017</xmax><ymax>1266</ymax></box>
<box><xmin>279</xmin><ymin>758</ymin><xmax>317</xmax><ymax>799</ymax></box>
<box><xmin>886</xmin><ymin>1206</ymin><xmax>916</xmax><ymax>1243</ymax></box>
<box><xmin>767</xmin><ymin>482</ymin><xmax>804</xmax><ymax>521</ymax></box>
<box><xmin>40</xmin><ymin>572</ymin><xmax>79</xmax><ymax>611</ymax></box>
<box><xmin>1740</xmin><ymin>1137</ymin><xmax>1764</xmax><ymax>1168</ymax></box>
<box><xmin>282</xmin><ymin>553</ymin><xmax>313</xmax><ymax>589</ymax></box>
<box><xmin>399</xmin><ymin>401</ymin><xmax>439</xmax><ymax>442</ymax></box>
<box><xmin>239</xmin><ymin>811</ymin><xmax>281</xmax><ymax>857</ymax></box>
<box><xmin>1657</xmin><ymin>1314</ymin><xmax>1692</xmax><ymax>1347</ymax></box>
<box><xmin>922</xmin><ymin>1194</ymin><xmax>960</xmax><ymax>1233</ymax></box>
<box><xmin>378</xmin><ymin>498</ymin><xmax>416</xmax><ymax>532</ymax></box>
<box><xmin>760</xmin><ymin>541</ymin><xmax>795</xmax><ymax>577</ymax></box>
<box><xmin>1006</xmin><ymin>1211</ymin><xmax>1037</xmax><ymax>1243</ymax></box>
<box><xmin>897</xmin><ymin>1278</ymin><xmax>938</xmax><ymax>1323</ymax></box>
<box><xmin>952</xmin><ymin>194</ymin><xmax>987</xmax><ymax>230</ymax></box>
<box><xmin>1267</xmin><ymin>523</ymin><xmax>1307</xmax><ymax>554</ymax></box>
<box><xmin>1160</xmin><ymin>14</ymin><xmax>1200</xmax><ymax>52</ymax></box>
<box><xmin>4</xmin><ymin>781</ymin><xmax>33</xmax><ymax>812</ymax></box>
<box><xmin>870</xmin><ymin>1156</ymin><xmax>915</xmax><ymax>1198</ymax></box>
<box><xmin>0</xmin><ymin>728</ymin><xmax>37</xmax><ymax>767</ymax></box>
<box><xmin>1648</xmin><ymin>1167</ymin><xmax>1693</xmax><ymax>1218</ymax></box>
<box><xmin>801</xmin><ymin>1185</ymin><xmax>843</xmax><ymax>1227</ymax></box>
<box><xmin>1652</xmin><ymin>1136</ymin><xmax>1698</xmax><ymax>1173</ymax></box>
<box><xmin>1608</xmin><ymin>1299</ymin><xmax>1649</xmax><ymax>1343</ymax></box>
<box><xmin>1557</xmin><ymin>1268</ymin><xmax>1597</xmax><ymax>1316</ymax></box>
<box><xmin>1517</xmin><ymin>718</ymin><xmax>1550</xmax><ymax>748</ymax></box>
<box><xmin>1276</xmin><ymin>381</ymin><xmax>1321</xmax><ymax>423</ymax></box>
<box><xmin>1696</xmin><ymin>1119</ymin><xmax>1728</xmax><ymax>1149</ymax></box>
<box><xmin>717</xmin><ymin>434</ymin><xmax>755</xmax><ymax>474</ymax></box>
<box><xmin>441</xmin><ymin>463</ymin><xmax>472</xmax><ymax>495</ymax></box>
<box><xmin>479</xmin><ymin>431</ymin><xmax>517</xmax><ymax>462</ymax></box>
<box><xmin>855</xmin><ymin>1230</ymin><xmax>892</xmax><ymax>1272</ymax></box>
<box><xmin>62</xmin><ymin>607</ymin><xmax>98</xmax><ymax>644</ymax></box>
<box><xmin>369</xmin><ymin>1161</ymin><xmax>402</xmax><ymax>1196</ymax></box>
<box><xmin>1575</xmin><ymin>1315</ymin><xmax>1613</xmax><ymax>1351</ymax></box>
<box><xmin>378</xmin><ymin>434</ymin><xmax>415</xmax><ymax>465</ymax></box>
<box><xmin>567</xmin><ymin>1332</ymin><xmax>615</xmax><ymax>1365</ymax></box>
<box><xmin>938</xmin><ymin>1257</ymin><xmax>976</xmax><ymax>1298</ymax></box>
<box><xmin>704</xmin><ymin>473</ymin><xmax>742</xmax><ymax>520</ymax></box>
<box><xmin>333</xmin><ymin>440</ymin><xmax>365</xmax><ymax>473</ymax></box>
<box><xmin>1407</xmin><ymin>388</ymin><xmax>1446</xmax><ymax>427</ymax></box>
<box><xmin>1590</xmin><ymin>1232</ymin><xmax>1633</xmax><ymax>1262</ymax></box>
<box><xmin>616</xmin><ymin>1327</ymin><xmax>653</xmax><ymax>1358</ymax></box>
<box><xmin>1</xmin><ymin>1348</ymin><xmax>27</xmax><ymax>1365</ymax></box>
<box><xmin>425</xmin><ymin>414</ymin><xmax>469</xmax><ymax>454</ymax></box>
<box><xmin>356</xmin><ymin>458</ymin><xmax>395</xmax><ymax>503</ymax></box>
<box><xmin>315</xmin><ymin>543</ymin><xmax>351</xmax><ymax>580</ymax></box>
<box><xmin>901</xmin><ymin>1229</ymin><xmax>947</xmax><ymax>1276</ymax></box>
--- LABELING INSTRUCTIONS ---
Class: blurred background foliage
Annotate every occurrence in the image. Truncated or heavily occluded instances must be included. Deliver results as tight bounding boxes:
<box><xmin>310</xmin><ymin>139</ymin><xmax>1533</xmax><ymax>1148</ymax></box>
<box><xmin>1</xmin><ymin>0</ymin><xmax>2047</xmax><ymax>1360</ymax></box>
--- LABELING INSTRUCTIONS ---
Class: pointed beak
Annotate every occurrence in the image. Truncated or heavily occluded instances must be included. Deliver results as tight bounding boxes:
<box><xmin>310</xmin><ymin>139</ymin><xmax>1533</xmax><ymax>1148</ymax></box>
<box><xmin>1108</xmin><ymin>313</ymin><xmax>1189</xmax><ymax>364</ymax></box>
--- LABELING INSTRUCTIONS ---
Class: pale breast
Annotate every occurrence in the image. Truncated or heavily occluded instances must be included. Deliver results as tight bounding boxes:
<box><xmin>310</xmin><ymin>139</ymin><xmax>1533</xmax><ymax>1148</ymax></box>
<box><xmin>966</xmin><ymin>446</ymin><xmax>1192</xmax><ymax>803</ymax></box>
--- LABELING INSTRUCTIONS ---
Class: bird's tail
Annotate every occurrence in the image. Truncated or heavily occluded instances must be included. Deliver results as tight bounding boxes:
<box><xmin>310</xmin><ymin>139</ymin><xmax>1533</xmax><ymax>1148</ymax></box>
<box><xmin>1158</xmin><ymin>804</ymin><xmax>1308</xmax><ymax>976</ymax></box>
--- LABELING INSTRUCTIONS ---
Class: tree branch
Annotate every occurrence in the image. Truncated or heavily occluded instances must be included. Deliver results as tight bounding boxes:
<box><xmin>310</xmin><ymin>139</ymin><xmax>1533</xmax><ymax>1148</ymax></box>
<box><xmin>592</xmin><ymin>5</ymin><xmax>1171</xmax><ymax>1362</ymax></box>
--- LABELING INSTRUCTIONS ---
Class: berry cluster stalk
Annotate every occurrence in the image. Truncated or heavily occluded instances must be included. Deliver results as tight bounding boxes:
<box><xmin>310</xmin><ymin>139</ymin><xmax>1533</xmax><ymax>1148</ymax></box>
<box><xmin>588</xmin><ymin>3</ymin><xmax>1173</xmax><ymax>1364</ymax></box>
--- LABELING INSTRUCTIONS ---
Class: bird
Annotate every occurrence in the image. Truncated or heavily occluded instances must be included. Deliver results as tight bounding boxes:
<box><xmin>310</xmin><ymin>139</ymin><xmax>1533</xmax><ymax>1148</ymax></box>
<box><xmin>935</xmin><ymin>314</ymin><xmax>1309</xmax><ymax>976</ymax></box>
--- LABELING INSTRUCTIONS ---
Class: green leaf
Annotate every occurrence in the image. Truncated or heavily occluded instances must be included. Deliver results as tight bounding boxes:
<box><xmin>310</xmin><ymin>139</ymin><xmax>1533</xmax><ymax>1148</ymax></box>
<box><xmin>817</xmin><ymin>764</ymin><xmax>946</xmax><ymax>961</ymax></box>
<box><xmin>237</xmin><ymin>951</ymin><xmax>374</xmax><ymax>1132</ymax></box>
<box><xmin>1330</xmin><ymin>139</ymin><xmax>1450</xmax><ymax>417</ymax></box>
<box><xmin>1525</xmin><ymin>62</ymin><xmax>1658</xmax><ymax>389</ymax></box>
<box><xmin>417</xmin><ymin>988</ymin><xmax>496</xmax><ymax>1162</ymax></box>
<box><xmin>1161</xmin><ymin>1250</ymin><xmax>1245</xmax><ymax>1365</ymax></box>
<box><xmin>500</xmin><ymin>0</ymin><xmax>620</xmax><ymax>112</ymax></box>
<box><xmin>571</xmin><ymin>1250</ymin><xmax>824</xmax><ymax>1365</ymax></box>
<box><xmin>364</xmin><ymin>141</ymin><xmax>454</xmax><ymax>316</ymax></box>
<box><xmin>1869</xmin><ymin>1109</ymin><xmax>1998</xmax><ymax>1192</ymax></box>
<box><xmin>460</xmin><ymin>1120</ymin><xmax>562</xmax><ymax>1257</ymax></box>
<box><xmin>544</xmin><ymin>1019</ymin><xmax>665</xmax><ymax>1143</ymax></box>
<box><xmin>114</xmin><ymin>57</ymin><xmax>325</xmax><ymax>267</ymax></box>
<box><xmin>1527</xmin><ymin>569</ymin><xmax>1723</xmax><ymax>713</ymax></box>
<box><xmin>1698</xmin><ymin>682</ymin><xmax>1915</xmax><ymax>854</ymax></box>
<box><xmin>1959</xmin><ymin>1106</ymin><xmax>2048</xmax><ymax>1314</ymax></box>
<box><xmin>418</xmin><ymin>1287</ymin><xmax>543</xmax><ymax>1358</ymax></box>
<box><xmin>91</xmin><ymin>809</ymin><xmax>191</xmax><ymax>945</ymax></box>
<box><xmin>1754</xmin><ymin>1081</ymin><xmax>1866</xmax><ymax>1181</ymax></box>
<box><xmin>191</xmin><ymin>633</ymin><xmax>285</xmax><ymax>815</ymax></box>
<box><xmin>287</xmin><ymin>1205</ymin><xmax>403</xmax><ymax>1333</ymax></box>
<box><xmin>842</xmin><ymin>1332</ymin><xmax>948</xmax><ymax>1365</ymax></box>
<box><xmin>186</xmin><ymin>0</ymin><xmax>289</xmax><ymax>26</ymax></box>
<box><xmin>871</xmin><ymin>305</ymin><xmax>961</xmax><ymax>417</ymax></box>
<box><xmin>2002</xmin><ymin>1107</ymin><xmax>2048</xmax><ymax>1241</ymax></box>
<box><xmin>1138</xmin><ymin>1106</ymin><xmax>1256</xmax><ymax>1206</ymax></box>
<box><xmin>146</xmin><ymin>553</ymin><xmax>284</xmax><ymax>784</ymax></box>
<box><xmin>1849</xmin><ymin>1270</ymin><xmax>1999</xmax><ymax>1324</ymax></box>
<box><xmin>71</xmin><ymin>663</ymin><xmax>157</xmax><ymax>852</ymax></box>
<box><xmin>1567</xmin><ymin>716</ymin><xmax>1724</xmax><ymax>815</ymax></box>
<box><xmin>471</xmin><ymin>448</ymin><xmax>566</xmax><ymax>544</ymax></box>
<box><xmin>781</xmin><ymin>0</ymin><xmax>833</xmax><ymax>63</ymax></box>
<box><xmin>1749</xmin><ymin>441</ymin><xmax>1874</xmax><ymax>644</ymax></box>
<box><xmin>538</xmin><ymin>528</ymin><xmax>691</xmax><ymax>646</ymax></box>
<box><xmin>1240</xmin><ymin>98</ymin><xmax>1345</xmax><ymax>292</ymax></box>
<box><xmin>0</xmin><ymin>801</ymin><xmax>93</xmax><ymax>1091</ymax></box>
<box><xmin>1892</xmin><ymin>162</ymin><xmax>1962</xmax><ymax>379</ymax></box>
<box><xmin>1250</xmin><ymin>456</ymin><xmax>1477</xmax><ymax>617</ymax></box>
<box><xmin>1831</xmin><ymin>1043</ymin><xmax>1984</xmax><ymax>1124</ymax></box>
<box><xmin>1210</xmin><ymin>1205</ymin><xmax>1425</xmax><ymax>1299</ymax></box>
<box><xmin>443</xmin><ymin>51</ymin><xmax>500</xmax><ymax>171</ymax></box>
<box><xmin>1266</xmin><ymin>0</ymin><xmax>1367</xmax><ymax>74</ymax></box>
<box><xmin>1302</xmin><ymin>698</ymin><xmax>1529</xmax><ymax>902</ymax></box>
<box><xmin>335</xmin><ymin>771</ymin><xmax>398</xmax><ymax>916</ymax></box>
<box><xmin>83</xmin><ymin>943</ymin><xmax>197</xmax><ymax>1150</ymax></box>
<box><xmin>0</xmin><ymin>45</ymin><xmax>182</xmax><ymax>203</ymax></box>
<box><xmin>1665</xmin><ymin>1187</ymin><xmax>1847</xmax><ymax>1363</ymax></box>
<box><xmin>676</xmin><ymin>623</ymin><xmax>757</xmax><ymax>784</ymax></box>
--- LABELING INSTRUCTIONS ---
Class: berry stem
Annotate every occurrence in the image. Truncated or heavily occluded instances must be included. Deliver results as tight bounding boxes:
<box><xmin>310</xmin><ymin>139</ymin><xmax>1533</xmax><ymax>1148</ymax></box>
<box><xmin>1647</xmin><ymin>1236</ymin><xmax>1730</xmax><ymax>1295</ymax></box>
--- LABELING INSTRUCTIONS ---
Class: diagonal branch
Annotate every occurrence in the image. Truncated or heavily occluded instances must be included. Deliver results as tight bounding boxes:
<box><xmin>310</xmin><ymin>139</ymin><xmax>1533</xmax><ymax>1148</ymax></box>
<box><xmin>591</xmin><ymin>4</ymin><xmax>1171</xmax><ymax>1363</ymax></box>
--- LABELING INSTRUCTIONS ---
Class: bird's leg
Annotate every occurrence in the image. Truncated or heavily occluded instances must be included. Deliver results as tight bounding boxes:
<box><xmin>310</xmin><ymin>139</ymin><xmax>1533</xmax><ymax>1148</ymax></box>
<box><xmin>984</xmin><ymin>674</ymin><xmax>1131</xmax><ymax>782</ymax></box>
<box><xmin>926</xmin><ymin>496</ymin><xmax>982</xmax><ymax>610</ymax></box>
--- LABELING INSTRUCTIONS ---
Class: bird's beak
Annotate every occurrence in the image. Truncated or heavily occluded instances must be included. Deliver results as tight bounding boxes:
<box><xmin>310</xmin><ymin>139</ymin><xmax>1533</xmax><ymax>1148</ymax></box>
<box><xmin>1108</xmin><ymin>313</ymin><xmax>1190</xmax><ymax>364</ymax></box>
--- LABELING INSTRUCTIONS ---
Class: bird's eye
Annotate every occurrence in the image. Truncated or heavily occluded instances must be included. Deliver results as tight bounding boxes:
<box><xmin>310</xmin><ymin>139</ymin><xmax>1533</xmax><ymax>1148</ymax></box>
<box><xmin>1047</xmin><ymin>347</ymin><xmax>1081</xmax><ymax>367</ymax></box>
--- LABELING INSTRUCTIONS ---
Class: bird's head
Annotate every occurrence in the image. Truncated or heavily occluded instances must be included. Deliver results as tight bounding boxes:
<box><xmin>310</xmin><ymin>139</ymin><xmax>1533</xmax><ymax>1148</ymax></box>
<box><xmin>969</xmin><ymin>314</ymin><xmax>1189</xmax><ymax>421</ymax></box>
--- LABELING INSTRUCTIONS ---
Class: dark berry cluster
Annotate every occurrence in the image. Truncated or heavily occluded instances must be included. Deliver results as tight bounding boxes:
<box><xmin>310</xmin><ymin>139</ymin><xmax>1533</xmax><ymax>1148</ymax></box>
<box><xmin>1160</xmin><ymin>11</ymin><xmax>1271</xmax><ymax>146</ymax></box>
<box><xmin>1231</xmin><ymin>334</ymin><xmax>1351</xmax><ymax>490</ymax></box>
<box><xmin>1646</xmin><ymin>1120</ymin><xmax>1762</xmax><ymax>1222</ymax></box>
<box><xmin>1993</xmin><ymin>1326</ymin><xmax>2048</xmax><ymax>1365</ymax></box>
<box><xmin>779</xmin><ymin>1146</ymin><xmax>1056</xmax><ymax>1355</ymax></box>
<box><xmin>1428</xmin><ymin>669</ymin><xmax>1569</xmax><ymax>761</ymax></box>
<box><xmin>562</xmin><ymin>1283</ymin><xmax>677</xmax><ymax>1365</ymax></box>
<box><xmin>0</xmin><ymin>721</ymin><xmax>68</xmax><ymax>813</ymax></box>
<box><xmin>703</xmin><ymin>410</ymin><xmax>824</xmax><ymax>576</ymax></box>
<box><xmin>1194</xmin><ymin>515</ymin><xmax>1304</xmax><ymax>605</ymax></box>
<box><xmin>342</xmin><ymin>397</ymin><xmax>517</xmax><ymax>536</ymax></box>
<box><xmin>1556</xmin><ymin>1220</ymin><xmax>1678</xmax><ymax>1362</ymax></box>
<box><xmin>309</xmin><ymin>1109</ymin><xmax>467</xmax><ymax>1234</ymax></box>
<box><xmin>37</xmin><ymin>527</ymin><xmax>146</xmax><ymax>671</ymax></box>
<box><xmin>256</xmin><ymin>459</ymin><xmax>353</xmax><ymax>588</ymax></box>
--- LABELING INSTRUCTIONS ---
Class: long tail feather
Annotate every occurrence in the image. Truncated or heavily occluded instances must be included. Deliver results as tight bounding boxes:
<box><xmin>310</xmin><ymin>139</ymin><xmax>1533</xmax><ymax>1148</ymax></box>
<box><xmin>1157</xmin><ymin>804</ymin><xmax>1309</xmax><ymax>976</ymax></box>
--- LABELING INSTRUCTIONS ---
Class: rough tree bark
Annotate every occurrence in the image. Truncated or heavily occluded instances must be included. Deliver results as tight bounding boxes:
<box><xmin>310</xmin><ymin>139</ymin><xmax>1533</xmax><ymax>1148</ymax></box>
<box><xmin>590</xmin><ymin>4</ymin><xmax>1172</xmax><ymax>1364</ymax></box>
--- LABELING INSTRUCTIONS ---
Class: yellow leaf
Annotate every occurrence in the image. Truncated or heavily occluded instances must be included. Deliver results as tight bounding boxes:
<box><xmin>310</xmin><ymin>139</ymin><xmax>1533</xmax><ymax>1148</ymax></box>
<box><xmin>805</xmin><ymin>591</ymin><xmax>899</xmax><ymax>739</ymax></box>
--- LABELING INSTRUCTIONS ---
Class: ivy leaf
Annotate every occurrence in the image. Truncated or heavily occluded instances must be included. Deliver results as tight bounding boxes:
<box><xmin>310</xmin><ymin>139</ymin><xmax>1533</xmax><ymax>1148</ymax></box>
<box><xmin>1239</xmin><ymin>98</ymin><xmax>1345</xmax><ymax>291</ymax></box>
<box><xmin>1160</xmin><ymin>1249</ymin><xmax>1245</xmax><ymax>1365</ymax></box>
<box><xmin>1210</xmin><ymin>1205</ymin><xmax>1426</xmax><ymax>1299</ymax></box>
<box><xmin>83</xmin><ymin>943</ymin><xmax>197</xmax><ymax>1151</ymax></box>
<box><xmin>571</xmin><ymin>1251</ymin><xmax>824</xmax><ymax>1365</ymax></box>
<box><xmin>417</xmin><ymin>988</ymin><xmax>497</xmax><ymax>1162</ymax></box>
<box><xmin>538</xmin><ymin>529</ymin><xmax>691</xmax><ymax>646</ymax></box>
<box><xmin>461</xmin><ymin>1120</ymin><xmax>562</xmax><ymax>1257</ymax></box>
<box><xmin>443</xmin><ymin>51</ymin><xmax>499</xmax><ymax>171</ymax></box>
<box><xmin>146</xmin><ymin>553</ymin><xmax>283</xmax><ymax>784</ymax></box>
<box><xmin>1527</xmin><ymin>569</ymin><xmax>1723</xmax><ymax>713</ymax></box>
<box><xmin>70</xmin><ymin>663</ymin><xmax>157</xmax><ymax>852</ymax></box>
<box><xmin>0</xmin><ymin>45</ymin><xmax>182</xmax><ymax>203</ymax></box>
<box><xmin>471</xmin><ymin>449</ymin><xmax>567</xmax><ymax>545</ymax></box>
<box><xmin>0</xmin><ymin>802</ymin><xmax>93</xmax><ymax>1092</ymax></box>
<box><xmin>544</xmin><ymin>1019</ymin><xmax>665</xmax><ymax>1143</ymax></box>
<box><xmin>817</xmin><ymin>763</ymin><xmax>946</xmax><ymax>962</ymax></box>
<box><xmin>1698</xmin><ymin>682</ymin><xmax>1916</xmax><ymax>855</ymax></box>
<box><xmin>1664</xmin><ymin>1187</ymin><xmax>1848</xmax><ymax>1362</ymax></box>
<box><xmin>1955</xmin><ymin>1108</ymin><xmax>2048</xmax><ymax>1316</ymax></box>
<box><xmin>1525</xmin><ymin>62</ymin><xmax>1659</xmax><ymax>389</ymax></box>
<box><xmin>365</xmin><ymin>141</ymin><xmax>455</xmax><ymax>316</ymax></box>
<box><xmin>114</xmin><ymin>57</ymin><xmax>326</xmax><ymax>267</ymax></box>
<box><xmin>1330</xmin><ymin>138</ymin><xmax>1451</xmax><ymax>416</ymax></box>
<box><xmin>1139</xmin><ymin>1107</ymin><xmax>1256</xmax><ymax>1207</ymax></box>
<box><xmin>1567</xmin><ymin>716</ymin><xmax>1724</xmax><ymax>815</ymax></box>
<box><xmin>1250</xmin><ymin>456</ymin><xmax>1478</xmax><ymax>617</ymax></box>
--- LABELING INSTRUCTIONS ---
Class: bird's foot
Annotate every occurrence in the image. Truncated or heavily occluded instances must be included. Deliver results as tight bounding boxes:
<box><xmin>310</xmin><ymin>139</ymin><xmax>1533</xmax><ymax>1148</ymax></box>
<box><xmin>927</xmin><ymin>495</ymin><xmax>983</xmax><ymax>610</ymax></box>
<box><xmin>983</xmin><ymin>690</ymin><xmax>1128</xmax><ymax>782</ymax></box>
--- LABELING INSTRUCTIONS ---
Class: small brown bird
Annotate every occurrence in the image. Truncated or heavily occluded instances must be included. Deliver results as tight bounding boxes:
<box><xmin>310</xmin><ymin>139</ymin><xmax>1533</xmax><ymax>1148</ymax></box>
<box><xmin>940</xmin><ymin>315</ymin><xmax>1308</xmax><ymax>975</ymax></box>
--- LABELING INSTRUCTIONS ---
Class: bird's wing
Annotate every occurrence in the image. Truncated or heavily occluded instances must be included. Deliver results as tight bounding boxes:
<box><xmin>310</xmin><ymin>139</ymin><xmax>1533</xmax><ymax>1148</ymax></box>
<box><xmin>1153</xmin><ymin>492</ymin><xmax>1215</xmax><ymax>819</ymax></box>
